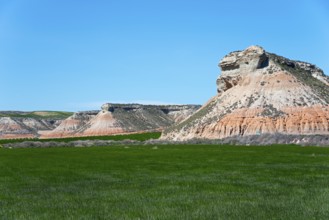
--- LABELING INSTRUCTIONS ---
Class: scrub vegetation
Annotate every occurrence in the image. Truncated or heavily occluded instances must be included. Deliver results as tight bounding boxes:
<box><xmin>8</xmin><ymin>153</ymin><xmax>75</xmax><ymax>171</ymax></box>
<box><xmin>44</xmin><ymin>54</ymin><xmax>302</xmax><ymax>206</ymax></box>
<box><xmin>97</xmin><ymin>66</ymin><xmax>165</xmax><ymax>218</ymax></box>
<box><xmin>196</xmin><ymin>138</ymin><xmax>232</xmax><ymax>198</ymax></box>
<box><xmin>0</xmin><ymin>132</ymin><xmax>162</xmax><ymax>145</ymax></box>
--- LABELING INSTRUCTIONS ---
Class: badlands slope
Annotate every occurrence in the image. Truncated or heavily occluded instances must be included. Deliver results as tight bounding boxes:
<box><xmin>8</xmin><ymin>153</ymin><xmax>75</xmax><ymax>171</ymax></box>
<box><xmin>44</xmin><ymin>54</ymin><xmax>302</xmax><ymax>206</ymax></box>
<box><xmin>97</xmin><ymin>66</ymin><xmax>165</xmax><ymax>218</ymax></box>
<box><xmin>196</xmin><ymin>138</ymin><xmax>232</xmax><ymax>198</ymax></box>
<box><xmin>40</xmin><ymin>104</ymin><xmax>200</xmax><ymax>138</ymax></box>
<box><xmin>0</xmin><ymin>111</ymin><xmax>72</xmax><ymax>139</ymax></box>
<box><xmin>162</xmin><ymin>46</ymin><xmax>329</xmax><ymax>140</ymax></box>
<box><xmin>1</xmin><ymin>105</ymin><xmax>200</xmax><ymax>139</ymax></box>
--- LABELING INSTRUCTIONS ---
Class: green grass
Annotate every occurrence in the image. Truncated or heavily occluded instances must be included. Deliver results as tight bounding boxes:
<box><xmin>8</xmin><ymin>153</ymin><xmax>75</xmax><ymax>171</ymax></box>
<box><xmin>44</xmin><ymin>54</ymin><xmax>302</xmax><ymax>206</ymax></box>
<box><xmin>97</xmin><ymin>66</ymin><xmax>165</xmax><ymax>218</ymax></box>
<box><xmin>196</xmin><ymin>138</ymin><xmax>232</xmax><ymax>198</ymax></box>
<box><xmin>1</xmin><ymin>145</ymin><xmax>329</xmax><ymax>219</ymax></box>
<box><xmin>0</xmin><ymin>132</ymin><xmax>161</xmax><ymax>145</ymax></box>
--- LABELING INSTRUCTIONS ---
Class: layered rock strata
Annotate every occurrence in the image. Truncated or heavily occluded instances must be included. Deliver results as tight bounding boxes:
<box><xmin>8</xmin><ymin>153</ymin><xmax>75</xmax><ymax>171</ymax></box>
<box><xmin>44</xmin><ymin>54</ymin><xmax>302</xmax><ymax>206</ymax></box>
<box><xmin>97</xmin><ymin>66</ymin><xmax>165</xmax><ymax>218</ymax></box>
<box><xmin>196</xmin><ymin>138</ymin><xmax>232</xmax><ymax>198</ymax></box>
<box><xmin>0</xmin><ymin>115</ymin><xmax>64</xmax><ymax>139</ymax></box>
<box><xmin>162</xmin><ymin>46</ymin><xmax>329</xmax><ymax>140</ymax></box>
<box><xmin>40</xmin><ymin>104</ymin><xmax>200</xmax><ymax>138</ymax></box>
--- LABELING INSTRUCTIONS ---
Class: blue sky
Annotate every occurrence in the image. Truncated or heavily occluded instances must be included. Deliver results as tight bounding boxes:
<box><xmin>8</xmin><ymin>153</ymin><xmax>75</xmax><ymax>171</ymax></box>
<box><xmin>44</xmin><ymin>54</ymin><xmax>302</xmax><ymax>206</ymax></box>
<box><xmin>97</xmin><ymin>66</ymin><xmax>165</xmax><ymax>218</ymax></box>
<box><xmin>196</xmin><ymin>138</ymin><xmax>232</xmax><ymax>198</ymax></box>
<box><xmin>1</xmin><ymin>0</ymin><xmax>328</xmax><ymax>111</ymax></box>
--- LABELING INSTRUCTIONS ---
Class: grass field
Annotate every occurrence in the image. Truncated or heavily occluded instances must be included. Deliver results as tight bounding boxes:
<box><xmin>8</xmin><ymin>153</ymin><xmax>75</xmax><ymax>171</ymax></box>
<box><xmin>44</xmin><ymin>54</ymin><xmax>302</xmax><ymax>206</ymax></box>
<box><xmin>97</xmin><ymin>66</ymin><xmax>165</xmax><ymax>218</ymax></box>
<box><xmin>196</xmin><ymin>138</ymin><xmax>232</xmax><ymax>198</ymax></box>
<box><xmin>1</xmin><ymin>145</ymin><xmax>329</xmax><ymax>219</ymax></box>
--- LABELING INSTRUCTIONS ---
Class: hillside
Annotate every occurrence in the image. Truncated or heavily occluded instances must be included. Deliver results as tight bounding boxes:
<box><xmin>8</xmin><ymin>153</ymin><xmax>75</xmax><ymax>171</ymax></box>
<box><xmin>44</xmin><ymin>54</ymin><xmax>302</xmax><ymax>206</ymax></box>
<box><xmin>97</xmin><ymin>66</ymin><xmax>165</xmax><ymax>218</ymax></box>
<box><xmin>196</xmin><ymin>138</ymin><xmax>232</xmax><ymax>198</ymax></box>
<box><xmin>40</xmin><ymin>104</ymin><xmax>200</xmax><ymax>138</ymax></box>
<box><xmin>0</xmin><ymin>111</ymin><xmax>73</xmax><ymax>139</ymax></box>
<box><xmin>162</xmin><ymin>46</ymin><xmax>329</xmax><ymax>140</ymax></box>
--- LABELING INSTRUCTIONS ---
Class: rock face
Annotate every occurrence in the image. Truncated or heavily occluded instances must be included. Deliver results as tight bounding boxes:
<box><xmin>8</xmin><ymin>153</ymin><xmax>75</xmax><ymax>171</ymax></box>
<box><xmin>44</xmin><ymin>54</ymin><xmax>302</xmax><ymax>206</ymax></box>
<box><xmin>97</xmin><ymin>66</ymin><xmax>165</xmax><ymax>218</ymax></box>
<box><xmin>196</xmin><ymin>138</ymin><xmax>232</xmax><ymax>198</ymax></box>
<box><xmin>38</xmin><ymin>111</ymin><xmax>98</xmax><ymax>138</ymax></box>
<box><xmin>41</xmin><ymin>104</ymin><xmax>200</xmax><ymax>138</ymax></box>
<box><xmin>0</xmin><ymin>112</ymin><xmax>67</xmax><ymax>139</ymax></box>
<box><xmin>162</xmin><ymin>45</ymin><xmax>329</xmax><ymax>140</ymax></box>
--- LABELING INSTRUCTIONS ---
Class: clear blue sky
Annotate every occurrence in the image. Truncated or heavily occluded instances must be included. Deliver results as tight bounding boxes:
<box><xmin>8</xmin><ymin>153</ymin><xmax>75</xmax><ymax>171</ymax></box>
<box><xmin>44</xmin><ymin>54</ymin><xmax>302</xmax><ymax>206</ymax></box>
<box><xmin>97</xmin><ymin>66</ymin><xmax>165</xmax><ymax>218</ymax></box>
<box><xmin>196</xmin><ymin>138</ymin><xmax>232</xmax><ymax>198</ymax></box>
<box><xmin>1</xmin><ymin>0</ymin><xmax>328</xmax><ymax>111</ymax></box>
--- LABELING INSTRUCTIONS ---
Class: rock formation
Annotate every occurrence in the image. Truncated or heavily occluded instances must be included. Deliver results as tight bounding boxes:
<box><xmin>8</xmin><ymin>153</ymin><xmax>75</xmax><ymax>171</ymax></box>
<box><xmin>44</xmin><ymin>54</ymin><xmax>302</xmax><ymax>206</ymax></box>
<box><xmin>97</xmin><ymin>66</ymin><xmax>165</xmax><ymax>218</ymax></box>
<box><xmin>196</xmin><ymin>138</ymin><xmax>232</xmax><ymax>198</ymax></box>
<box><xmin>162</xmin><ymin>45</ymin><xmax>329</xmax><ymax>140</ymax></box>
<box><xmin>40</xmin><ymin>104</ymin><xmax>200</xmax><ymax>138</ymax></box>
<box><xmin>38</xmin><ymin>111</ymin><xmax>98</xmax><ymax>138</ymax></box>
<box><xmin>0</xmin><ymin>111</ymin><xmax>69</xmax><ymax>139</ymax></box>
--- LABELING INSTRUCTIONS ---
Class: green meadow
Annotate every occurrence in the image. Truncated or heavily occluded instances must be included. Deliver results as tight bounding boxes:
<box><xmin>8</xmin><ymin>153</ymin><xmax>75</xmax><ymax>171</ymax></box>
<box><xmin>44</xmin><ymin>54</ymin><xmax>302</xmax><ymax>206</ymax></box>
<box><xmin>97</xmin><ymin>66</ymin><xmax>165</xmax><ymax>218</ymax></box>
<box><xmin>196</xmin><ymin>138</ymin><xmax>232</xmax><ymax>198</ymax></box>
<box><xmin>1</xmin><ymin>145</ymin><xmax>329</xmax><ymax>219</ymax></box>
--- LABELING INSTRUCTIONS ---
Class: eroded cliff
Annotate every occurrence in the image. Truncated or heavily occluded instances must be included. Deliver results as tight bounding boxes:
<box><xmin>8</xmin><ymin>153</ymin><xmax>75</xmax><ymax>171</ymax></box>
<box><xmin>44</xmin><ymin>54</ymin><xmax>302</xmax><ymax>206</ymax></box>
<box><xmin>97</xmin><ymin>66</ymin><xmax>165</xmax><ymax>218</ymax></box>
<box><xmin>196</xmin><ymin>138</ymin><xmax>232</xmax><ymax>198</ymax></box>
<box><xmin>0</xmin><ymin>111</ymin><xmax>72</xmax><ymax>139</ymax></box>
<box><xmin>162</xmin><ymin>46</ymin><xmax>329</xmax><ymax>140</ymax></box>
<box><xmin>40</xmin><ymin>104</ymin><xmax>200</xmax><ymax>138</ymax></box>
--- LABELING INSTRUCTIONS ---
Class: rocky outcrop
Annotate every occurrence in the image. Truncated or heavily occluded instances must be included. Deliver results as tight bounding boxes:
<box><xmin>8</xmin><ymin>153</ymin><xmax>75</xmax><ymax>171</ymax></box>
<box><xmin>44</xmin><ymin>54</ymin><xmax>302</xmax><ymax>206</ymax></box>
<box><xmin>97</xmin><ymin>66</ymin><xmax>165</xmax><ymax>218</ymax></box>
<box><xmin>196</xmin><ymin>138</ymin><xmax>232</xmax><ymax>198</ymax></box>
<box><xmin>0</xmin><ymin>105</ymin><xmax>200</xmax><ymax>139</ymax></box>
<box><xmin>40</xmin><ymin>104</ymin><xmax>200</xmax><ymax>138</ymax></box>
<box><xmin>162</xmin><ymin>45</ymin><xmax>329</xmax><ymax>140</ymax></box>
<box><xmin>0</xmin><ymin>111</ymin><xmax>68</xmax><ymax>139</ymax></box>
<box><xmin>38</xmin><ymin>111</ymin><xmax>98</xmax><ymax>138</ymax></box>
<box><xmin>0</xmin><ymin>117</ymin><xmax>35</xmax><ymax>139</ymax></box>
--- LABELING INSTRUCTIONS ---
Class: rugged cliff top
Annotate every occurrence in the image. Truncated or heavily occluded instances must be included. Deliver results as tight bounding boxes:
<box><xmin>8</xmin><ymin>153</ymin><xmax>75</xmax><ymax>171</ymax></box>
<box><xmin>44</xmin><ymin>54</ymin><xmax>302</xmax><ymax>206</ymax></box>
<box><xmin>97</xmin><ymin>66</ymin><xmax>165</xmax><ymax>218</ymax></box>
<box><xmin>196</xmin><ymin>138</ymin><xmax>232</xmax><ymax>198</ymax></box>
<box><xmin>101</xmin><ymin>103</ymin><xmax>201</xmax><ymax>112</ymax></box>
<box><xmin>217</xmin><ymin>45</ymin><xmax>329</xmax><ymax>104</ymax></box>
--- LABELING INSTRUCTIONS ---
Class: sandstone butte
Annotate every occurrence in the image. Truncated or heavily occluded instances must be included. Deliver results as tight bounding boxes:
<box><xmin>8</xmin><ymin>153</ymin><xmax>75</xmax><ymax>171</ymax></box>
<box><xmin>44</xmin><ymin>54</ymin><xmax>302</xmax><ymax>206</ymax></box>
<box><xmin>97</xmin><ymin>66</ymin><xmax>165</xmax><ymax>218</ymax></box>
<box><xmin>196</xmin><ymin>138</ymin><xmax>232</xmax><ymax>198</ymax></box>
<box><xmin>161</xmin><ymin>46</ymin><xmax>329</xmax><ymax>141</ymax></box>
